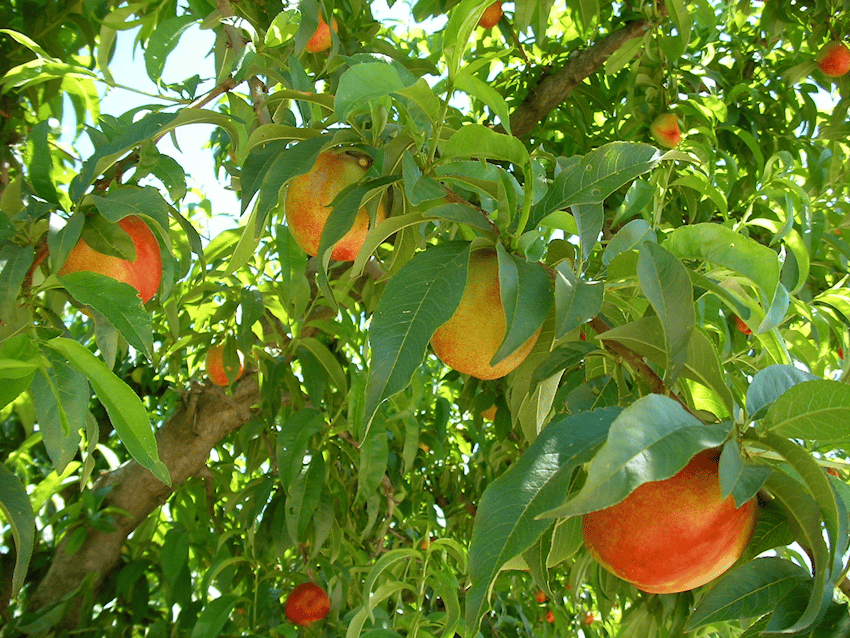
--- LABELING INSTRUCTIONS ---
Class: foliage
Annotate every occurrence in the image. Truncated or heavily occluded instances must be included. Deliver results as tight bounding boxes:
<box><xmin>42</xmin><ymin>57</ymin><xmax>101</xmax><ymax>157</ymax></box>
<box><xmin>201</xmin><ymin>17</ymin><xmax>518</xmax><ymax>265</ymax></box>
<box><xmin>2</xmin><ymin>0</ymin><xmax>850</xmax><ymax>636</ymax></box>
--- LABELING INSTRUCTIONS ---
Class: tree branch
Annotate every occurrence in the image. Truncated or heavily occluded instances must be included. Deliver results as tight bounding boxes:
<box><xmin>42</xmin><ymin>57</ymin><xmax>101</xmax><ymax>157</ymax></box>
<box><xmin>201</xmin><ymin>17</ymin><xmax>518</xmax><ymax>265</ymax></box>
<box><xmin>27</xmin><ymin>377</ymin><xmax>265</xmax><ymax>622</ymax></box>
<box><xmin>216</xmin><ymin>0</ymin><xmax>271</xmax><ymax>125</ymax></box>
<box><xmin>591</xmin><ymin>316</ymin><xmax>701</xmax><ymax>419</ymax></box>
<box><xmin>505</xmin><ymin>16</ymin><xmax>659</xmax><ymax>138</ymax></box>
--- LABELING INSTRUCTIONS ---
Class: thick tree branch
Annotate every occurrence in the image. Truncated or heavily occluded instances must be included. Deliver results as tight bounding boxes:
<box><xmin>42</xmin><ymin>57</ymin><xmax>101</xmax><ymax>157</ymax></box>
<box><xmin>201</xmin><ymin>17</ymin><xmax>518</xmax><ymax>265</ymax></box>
<box><xmin>506</xmin><ymin>16</ymin><xmax>659</xmax><ymax>138</ymax></box>
<box><xmin>27</xmin><ymin>377</ymin><xmax>264</xmax><ymax>621</ymax></box>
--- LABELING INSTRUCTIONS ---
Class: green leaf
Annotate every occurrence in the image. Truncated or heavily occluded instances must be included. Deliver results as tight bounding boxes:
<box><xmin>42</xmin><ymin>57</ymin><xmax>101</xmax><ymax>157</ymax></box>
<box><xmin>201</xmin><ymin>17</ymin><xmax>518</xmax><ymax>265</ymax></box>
<box><xmin>364</xmin><ymin>242</ymin><xmax>470</xmax><ymax>438</ymax></box>
<box><xmin>160</xmin><ymin>528</ymin><xmax>190</xmax><ymax>587</ymax></box>
<box><xmin>276</xmin><ymin>409</ymin><xmax>324</xmax><ymax>486</ymax></box>
<box><xmin>286</xmin><ymin>453</ymin><xmax>326</xmax><ymax>543</ymax></box>
<box><xmin>317</xmin><ymin>176</ymin><xmax>395</xmax><ymax>263</ymax></box>
<box><xmin>531</xmin><ymin>342</ymin><xmax>598</xmax><ymax>386</ymax></box>
<box><xmin>0</xmin><ymin>463</ymin><xmax>35</xmax><ymax>596</ymax></box>
<box><xmin>48</xmin><ymin>212</ymin><xmax>85</xmax><ymax>273</ymax></box>
<box><xmin>454</xmin><ymin>69</ymin><xmax>512</xmax><ymax>134</ymax></box>
<box><xmin>59</xmin><ymin>272</ymin><xmax>154</xmax><ymax>359</ymax></box>
<box><xmin>443</xmin><ymin>0</ymin><xmax>495</xmax><ymax>79</ymax></box>
<box><xmin>602</xmin><ymin>218</ymin><xmax>656</xmax><ymax>265</ymax></box>
<box><xmin>638</xmin><ymin>242</ymin><xmax>694</xmax><ymax>382</ymax></box>
<box><xmin>572</xmin><ymin>202</ymin><xmax>603</xmax><ymax>261</ymax></box>
<box><xmin>248</xmin><ymin>135</ymin><xmax>329</xmax><ymax>220</ymax></box>
<box><xmin>752</xmin><ymin>432</ymin><xmax>844</xmax><ymax>579</ymax></box>
<box><xmin>684</xmin><ymin>558</ymin><xmax>811</xmax><ymax>631</ymax></box>
<box><xmin>760</xmin><ymin>471</ymin><xmax>833</xmax><ymax>635</ymax></box>
<box><xmin>663</xmin><ymin>223</ymin><xmax>781</xmax><ymax>307</ymax></box>
<box><xmin>45</xmin><ymin>337</ymin><xmax>170</xmax><ymax>485</ymax></box>
<box><xmin>71</xmin><ymin>112</ymin><xmax>180</xmax><ymax>201</ymax></box>
<box><xmin>90</xmin><ymin>185</ymin><xmax>171</xmax><ymax>233</ymax></box>
<box><xmin>25</xmin><ymin>120</ymin><xmax>59</xmax><ymax>204</ymax></box>
<box><xmin>401</xmin><ymin>150</ymin><xmax>446</xmax><ymax>205</ymax></box>
<box><xmin>440</xmin><ymin>125</ymin><xmax>531</xmax><ymax>184</ymax></box>
<box><xmin>190</xmin><ymin>593</ymin><xmax>240</xmax><ymax>638</ymax></box>
<box><xmin>31</xmin><ymin>351</ymin><xmax>88</xmax><ymax>473</ymax></box>
<box><xmin>761</xmin><ymin>380</ymin><xmax>850</xmax><ymax>444</ymax></box>
<box><xmin>527</xmin><ymin>142</ymin><xmax>660</xmax><ymax>231</ymax></box>
<box><xmin>493</xmin><ymin>245</ymin><xmax>552</xmax><ymax>366</ymax></box>
<box><xmin>466</xmin><ymin>407</ymin><xmax>620</xmax><ymax>634</ymax></box>
<box><xmin>357</xmin><ymin>427</ymin><xmax>388</xmax><ymax>502</ymax></box>
<box><xmin>719</xmin><ymin>440</ymin><xmax>771</xmax><ymax>507</ymax></box>
<box><xmin>0</xmin><ymin>334</ymin><xmax>40</xmax><ymax>410</ymax></box>
<box><xmin>335</xmin><ymin>62</ymin><xmax>414</xmax><ymax>123</ymax></box>
<box><xmin>553</xmin><ymin>263</ymin><xmax>603</xmax><ymax>339</ymax></box>
<box><xmin>747</xmin><ymin>365</ymin><xmax>820</xmax><ymax>420</ymax></box>
<box><xmin>144</xmin><ymin>15</ymin><xmax>197</xmax><ymax>84</ymax></box>
<box><xmin>545</xmin><ymin>394</ymin><xmax>730</xmax><ymax>518</ymax></box>
<box><xmin>77</xmin><ymin>213</ymin><xmax>136</xmax><ymax>260</ymax></box>
<box><xmin>0</xmin><ymin>244</ymin><xmax>34</xmax><ymax>324</ymax></box>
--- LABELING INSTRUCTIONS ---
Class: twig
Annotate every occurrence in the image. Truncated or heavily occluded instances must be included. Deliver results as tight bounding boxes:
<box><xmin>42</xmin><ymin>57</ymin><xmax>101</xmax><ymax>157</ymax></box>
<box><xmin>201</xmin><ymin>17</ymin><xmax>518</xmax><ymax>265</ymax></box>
<box><xmin>591</xmin><ymin>316</ymin><xmax>701</xmax><ymax>419</ymax></box>
<box><xmin>216</xmin><ymin>0</ymin><xmax>272</xmax><ymax>125</ymax></box>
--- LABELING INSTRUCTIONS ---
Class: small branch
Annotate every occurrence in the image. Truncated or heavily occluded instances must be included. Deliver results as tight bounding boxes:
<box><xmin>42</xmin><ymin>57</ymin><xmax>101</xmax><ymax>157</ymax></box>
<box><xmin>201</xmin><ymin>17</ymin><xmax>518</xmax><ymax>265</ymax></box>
<box><xmin>443</xmin><ymin>186</ymin><xmax>500</xmax><ymax>235</ymax></box>
<box><xmin>591</xmin><ymin>316</ymin><xmax>701</xmax><ymax>419</ymax></box>
<box><xmin>506</xmin><ymin>22</ymin><xmax>529</xmax><ymax>64</ymax></box>
<box><xmin>188</xmin><ymin>76</ymin><xmax>239</xmax><ymax>110</ymax></box>
<box><xmin>261</xmin><ymin>431</ymin><xmax>278</xmax><ymax>475</ymax></box>
<box><xmin>216</xmin><ymin>0</ymin><xmax>272</xmax><ymax>125</ymax></box>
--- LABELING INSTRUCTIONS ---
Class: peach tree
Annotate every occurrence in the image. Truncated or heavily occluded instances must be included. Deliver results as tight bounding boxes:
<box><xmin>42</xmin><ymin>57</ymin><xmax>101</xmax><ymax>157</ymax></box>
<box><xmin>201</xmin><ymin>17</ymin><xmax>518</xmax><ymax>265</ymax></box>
<box><xmin>1</xmin><ymin>0</ymin><xmax>850</xmax><ymax>636</ymax></box>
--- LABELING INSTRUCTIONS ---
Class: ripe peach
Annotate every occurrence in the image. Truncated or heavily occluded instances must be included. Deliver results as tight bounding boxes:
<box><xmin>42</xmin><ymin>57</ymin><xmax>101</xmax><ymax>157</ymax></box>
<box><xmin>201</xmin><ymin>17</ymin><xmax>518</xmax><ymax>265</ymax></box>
<box><xmin>582</xmin><ymin>449</ymin><xmax>758</xmax><ymax>594</ymax></box>
<box><xmin>817</xmin><ymin>41</ymin><xmax>850</xmax><ymax>78</ymax></box>
<box><xmin>534</xmin><ymin>589</ymin><xmax>546</xmax><ymax>603</ymax></box>
<box><xmin>735</xmin><ymin>315</ymin><xmax>752</xmax><ymax>335</ymax></box>
<box><xmin>285</xmin><ymin>150</ymin><xmax>387</xmax><ymax>262</ymax></box>
<box><xmin>545</xmin><ymin>609</ymin><xmax>554</xmax><ymax>623</ymax></box>
<box><xmin>58</xmin><ymin>215</ymin><xmax>162</xmax><ymax>303</ymax></box>
<box><xmin>650</xmin><ymin>112</ymin><xmax>682</xmax><ymax>148</ymax></box>
<box><xmin>478</xmin><ymin>1</ymin><xmax>503</xmax><ymax>29</ymax></box>
<box><xmin>430</xmin><ymin>249</ymin><xmax>540</xmax><ymax>380</ymax></box>
<box><xmin>480</xmin><ymin>404</ymin><xmax>498</xmax><ymax>421</ymax></box>
<box><xmin>205</xmin><ymin>344</ymin><xmax>245</xmax><ymax>387</ymax></box>
<box><xmin>305</xmin><ymin>14</ymin><xmax>338</xmax><ymax>53</ymax></box>
<box><xmin>284</xmin><ymin>582</ymin><xmax>330</xmax><ymax>626</ymax></box>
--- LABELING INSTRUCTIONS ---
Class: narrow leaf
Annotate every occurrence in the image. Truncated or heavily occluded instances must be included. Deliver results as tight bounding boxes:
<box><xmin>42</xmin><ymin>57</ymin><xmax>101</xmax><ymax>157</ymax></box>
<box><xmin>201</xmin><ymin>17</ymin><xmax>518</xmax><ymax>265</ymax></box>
<box><xmin>663</xmin><ymin>223</ymin><xmax>781</xmax><ymax>307</ymax></box>
<box><xmin>762</xmin><ymin>380</ymin><xmax>850</xmax><ymax>444</ymax></box>
<box><xmin>364</xmin><ymin>243</ymin><xmax>470</xmax><ymax>437</ymax></box>
<box><xmin>638</xmin><ymin>241</ymin><xmax>694</xmax><ymax>382</ymax></box>
<box><xmin>553</xmin><ymin>263</ymin><xmax>603</xmax><ymax>339</ymax></box>
<box><xmin>685</xmin><ymin>558</ymin><xmax>811</xmax><ymax>630</ymax></box>
<box><xmin>527</xmin><ymin>142</ymin><xmax>660</xmax><ymax>231</ymax></box>
<box><xmin>746</xmin><ymin>365</ymin><xmax>820</xmax><ymax>421</ymax></box>
<box><xmin>45</xmin><ymin>337</ymin><xmax>169</xmax><ymax>485</ymax></box>
<box><xmin>493</xmin><ymin>245</ymin><xmax>552</xmax><ymax>366</ymax></box>
<box><xmin>190</xmin><ymin>593</ymin><xmax>240</xmax><ymax>638</ymax></box>
<box><xmin>59</xmin><ymin>272</ymin><xmax>154</xmax><ymax>359</ymax></box>
<box><xmin>0</xmin><ymin>463</ymin><xmax>35</xmax><ymax>596</ymax></box>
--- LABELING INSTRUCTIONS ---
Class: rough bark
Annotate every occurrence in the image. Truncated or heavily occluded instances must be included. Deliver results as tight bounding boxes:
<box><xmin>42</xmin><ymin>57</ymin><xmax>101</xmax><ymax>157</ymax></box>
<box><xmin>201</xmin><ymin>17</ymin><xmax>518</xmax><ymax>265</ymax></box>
<box><xmin>27</xmin><ymin>378</ymin><xmax>262</xmax><ymax>618</ymax></box>
<box><xmin>506</xmin><ymin>17</ymin><xmax>656</xmax><ymax>138</ymax></box>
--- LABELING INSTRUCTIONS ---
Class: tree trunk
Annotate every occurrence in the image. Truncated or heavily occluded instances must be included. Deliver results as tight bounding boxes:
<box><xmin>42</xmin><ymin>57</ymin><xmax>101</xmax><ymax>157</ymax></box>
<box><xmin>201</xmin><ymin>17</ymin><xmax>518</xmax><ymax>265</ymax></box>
<box><xmin>27</xmin><ymin>378</ymin><xmax>261</xmax><ymax>622</ymax></box>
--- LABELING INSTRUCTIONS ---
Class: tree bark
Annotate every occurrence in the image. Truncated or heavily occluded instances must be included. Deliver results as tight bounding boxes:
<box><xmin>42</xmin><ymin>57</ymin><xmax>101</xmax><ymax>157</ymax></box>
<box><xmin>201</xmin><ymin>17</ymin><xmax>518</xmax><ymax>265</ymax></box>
<box><xmin>27</xmin><ymin>378</ymin><xmax>262</xmax><ymax>620</ymax></box>
<box><xmin>506</xmin><ymin>17</ymin><xmax>656</xmax><ymax>138</ymax></box>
